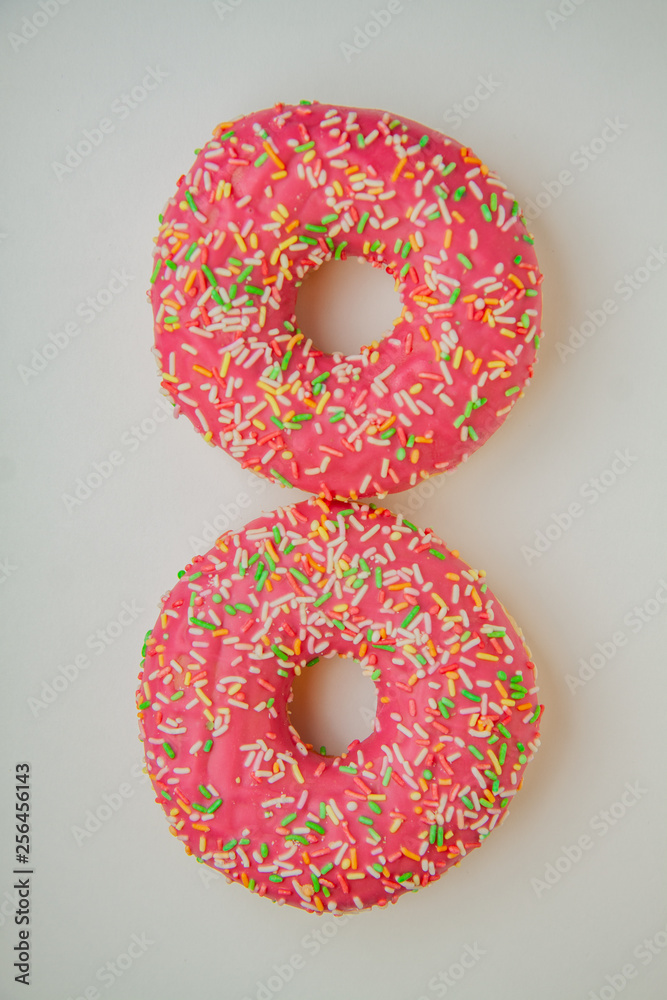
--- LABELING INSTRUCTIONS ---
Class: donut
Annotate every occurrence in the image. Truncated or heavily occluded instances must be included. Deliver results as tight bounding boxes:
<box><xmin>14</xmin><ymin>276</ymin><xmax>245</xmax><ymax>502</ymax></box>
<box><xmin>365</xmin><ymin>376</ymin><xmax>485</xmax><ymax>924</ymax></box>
<box><xmin>136</xmin><ymin>497</ymin><xmax>541</xmax><ymax>913</ymax></box>
<box><xmin>150</xmin><ymin>100</ymin><xmax>543</xmax><ymax>498</ymax></box>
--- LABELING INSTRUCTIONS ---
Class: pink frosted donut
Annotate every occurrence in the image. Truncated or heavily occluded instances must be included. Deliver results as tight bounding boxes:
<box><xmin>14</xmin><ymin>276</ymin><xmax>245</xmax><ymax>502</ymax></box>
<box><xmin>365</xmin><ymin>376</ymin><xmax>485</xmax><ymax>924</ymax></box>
<box><xmin>151</xmin><ymin>101</ymin><xmax>543</xmax><ymax>498</ymax></box>
<box><xmin>137</xmin><ymin>497</ymin><xmax>541</xmax><ymax>913</ymax></box>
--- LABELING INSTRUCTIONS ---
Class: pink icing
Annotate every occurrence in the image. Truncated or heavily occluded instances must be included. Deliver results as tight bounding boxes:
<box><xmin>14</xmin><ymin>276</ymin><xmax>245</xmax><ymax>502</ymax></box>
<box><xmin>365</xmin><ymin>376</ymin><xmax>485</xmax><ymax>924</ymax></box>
<box><xmin>137</xmin><ymin>498</ymin><xmax>541</xmax><ymax>913</ymax></box>
<box><xmin>151</xmin><ymin>101</ymin><xmax>543</xmax><ymax>498</ymax></box>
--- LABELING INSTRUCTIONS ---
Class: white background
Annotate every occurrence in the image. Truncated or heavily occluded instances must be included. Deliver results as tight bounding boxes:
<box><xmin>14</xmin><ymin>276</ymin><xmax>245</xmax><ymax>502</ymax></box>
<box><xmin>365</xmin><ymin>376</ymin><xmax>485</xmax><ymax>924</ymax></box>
<box><xmin>1</xmin><ymin>0</ymin><xmax>666</xmax><ymax>998</ymax></box>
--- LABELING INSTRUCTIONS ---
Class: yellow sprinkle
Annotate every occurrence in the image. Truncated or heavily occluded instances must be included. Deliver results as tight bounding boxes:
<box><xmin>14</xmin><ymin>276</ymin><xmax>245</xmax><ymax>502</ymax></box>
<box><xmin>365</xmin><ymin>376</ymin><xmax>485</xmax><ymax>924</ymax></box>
<box><xmin>315</xmin><ymin>390</ymin><xmax>330</xmax><ymax>415</ymax></box>
<box><xmin>325</xmin><ymin>804</ymin><xmax>339</xmax><ymax>826</ymax></box>
<box><xmin>291</xmin><ymin>763</ymin><xmax>304</xmax><ymax>784</ymax></box>
<box><xmin>477</xmin><ymin>652</ymin><xmax>499</xmax><ymax>661</ymax></box>
<box><xmin>220</xmin><ymin>353</ymin><xmax>231</xmax><ymax>378</ymax></box>
<box><xmin>487</xmin><ymin>749</ymin><xmax>502</xmax><ymax>775</ymax></box>
<box><xmin>452</xmin><ymin>346</ymin><xmax>463</xmax><ymax>369</ymax></box>
<box><xmin>233</xmin><ymin>233</ymin><xmax>247</xmax><ymax>252</ymax></box>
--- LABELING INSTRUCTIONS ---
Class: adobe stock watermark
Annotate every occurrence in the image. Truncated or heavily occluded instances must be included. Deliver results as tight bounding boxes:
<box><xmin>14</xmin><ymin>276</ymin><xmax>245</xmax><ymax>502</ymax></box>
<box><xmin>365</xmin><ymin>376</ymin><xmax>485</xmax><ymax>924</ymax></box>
<box><xmin>545</xmin><ymin>0</ymin><xmax>588</xmax><ymax>31</ymax></box>
<box><xmin>187</xmin><ymin>471</ymin><xmax>268</xmax><ymax>553</ymax></box>
<box><xmin>8</xmin><ymin>0</ymin><xmax>73</xmax><ymax>53</ymax></box>
<box><xmin>556</xmin><ymin>245</ymin><xmax>667</xmax><ymax>362</ymax></box>
<box><xmin>0</xmin><ymin>557</ymin><xmax>18</xmax><ymax>585</ymax></box>
<box><xmin>391</xmin><ymin>465</ymin><xmax>448</xmax><ymax>520</ymax></box>
<box><xmin>340</xmin><ymin>0</ymin><xmax>416</xmax><ymax>63</ymax></box>
<box><xmin>530</xmin><ymin>780</ymin><xmax>648</xmax><ymax>898</ymax></box>
<box><xmin>17</xmin><ymin>267</ymin><xmax>135</xmax><ymax>384</ymax></box>
<box><xmin>27</xmin><ymin>599</ymin><xmax>144</xmax><ymax>716</ymax></box>
<box><xmin>565</xmin><ymin>578</ymin><xmax>667</xmax><ymax>694</ymax></box>
<box><xmin>416</xmin><ymin>943</ymin><xmax>485</xmax><ymax>998</ymax></box>
<box><xmin>61</xmin><ymin>395</ymin><xmax>173</xmax><ymax>513</ymax></box>
<box><xmin>239</xmin><ymin>914</ymin><xmax>353</xmax><ymax>1000</ymax></box>
<box><xmin>522</xmin><ymin>117</ymin><xmax>628</xmax><ymax>221</ymax></box>
<box><xmin>64</xmin><ymin>932</ymin><xmax>154</xmax><ymax>999</ymax></box>
<box><xmin>71</xmin><ymin>761</ymin><xmax>148</xmax><ymax>846</ymax></box>
<box><xmin>51</xmin><ymin>66</ymin><xmax>168</xmax><ymax>180</ymax></box>
<box><xmin>443</xmin><ymin>75</ymin><xmax>501</xmax><ymax>130</ymax></box>
<box><xmin>213</xmin><ymin>0</ymin><xmax>245</xmax><ymax>20</ymax></box>
<box><xmin>521</xmin><ymin>448</ymin><xmax>637</xmax><ymax>565</ymax></box>
<box><xmin>587</xmin><ymin>922</ymin><xmax>667</xmax><ymax>1000</ymax></box>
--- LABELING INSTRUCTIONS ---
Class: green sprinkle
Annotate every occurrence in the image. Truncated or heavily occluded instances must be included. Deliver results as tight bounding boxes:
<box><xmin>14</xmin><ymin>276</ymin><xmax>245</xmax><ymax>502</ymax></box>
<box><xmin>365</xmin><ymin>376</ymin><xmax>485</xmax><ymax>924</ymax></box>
<box><xmin>269</xmin><ymin>874</ymin><xmax>284</xmax><ymax>882</ymax></box>
<box><xmin>269</xmin><ymin>468</ymin><xmax>292</xmax><ymax>488</ymax></box>
<box><xmin>149</xmin><ymin>261</ymin><xmax>161</xmax><ymax>283</ymax></box>
<box><xmin>497</xmin><ymin>723</ymin><xmax>511</xmax><ymax>738</ymax></box>
<box><xmin>457</xmin><ymin>253</ymin><xmax>473</xmax><ymax>270</ymax></box>
<box><xmin>382</xmin><ymin>767</ymin><xmax>392</xmax><ymax>786</ymax></box>
<box><xmin>468</xmin><ymin>744</ymin><xmax>485</xmax><ymax>760</ymax></box>
<box><xmin>401</xmin><ymin>605</ymin><xmax>420</xmax><ymax>628</ymax></box>
<box><xmin>334</xmin><ymin>241</ymin><xmax>348</xmax><ymax>259</ymax></box>
<box><xmin>254</xmin><ymin>151</ymin><xmax>268</xmax><ymax>167</ymax></box>
<box><xmin>368</xmin><ymin>801</ymin><xmax>382</xmax><ymax>815</ymax></box>
<box><xmin>314</xmin><ymin>592</ymin><xmax>332</xmax><ymax>606</ymax></box>
<box><xmin>429</xmin><ymin>547</ymin><xmax>446</xmax><ymax>560</ymax></box>
<box><xmin>295</xmin><ymin>140</ymin><xmax>315</xmax><ymax>151</ymax></box>
<box><xmin>170</xmin><ymin>691</ymin><xmax>184</xmax><ymax>701</ymax></box>
<box><xmin>203</xmin><ymin>740</ymin><xmax>213</xmax><ymax>752</ymax></box>
<box><xmin>449</xmin><ymin>287</ymin><xmax>461</xmax><ymax>305</ymax></box>
<box><xmin>271</xmin><ymin>644</ymin><xmax>289</xmax><ymax>662</ymax></box>
<box><xmin>283</xmin><ymin>812</ymin><xmax>297</xmax><ymax>825</ymax></box>
<box><xmin>306</xmin><ymin>821</ymin><xmax>325</xmax><ymax>835</ymax></box>
<box><xmin>481</xmin><ymin>204</ymin><xmax>493</xmax><ymax>222</ymax></box>
<box><xmin>358</xmin><ymin>816</ymin><xmax>374</xmax><ymax>826</ymax></box>
<box><xmin>505</xmin><ymin>386</ymin><xmax>520</xmax><ymax>396</ymax></box>
<box><xmin>357</xmin><ymin>212</ymin><xmax>370</xmax><ymax>234</ymax></box>
<box><xmin>223</xmin><ymin>839</ymin><xmax>237</xmax><ymax>851</ymax></box>
<box><xmin>461</xmin><ymin>794</ymin><xmax>475</xmax><ymax>810</ymax></box>
<box><xmin>284</xmin><ymin>834</ymin><xmax>308</xmax><ymax>844</ymax></box>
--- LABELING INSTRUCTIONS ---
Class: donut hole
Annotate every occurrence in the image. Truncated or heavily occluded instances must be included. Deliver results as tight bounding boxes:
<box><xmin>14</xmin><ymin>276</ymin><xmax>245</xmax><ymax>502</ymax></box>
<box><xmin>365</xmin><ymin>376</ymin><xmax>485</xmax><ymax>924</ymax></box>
<box><xmin>294</xmin><ymin>257</ymin><xmax>401</xmax><ymax>357</ymax></box>
<box><xmin>287</xmin><ymin>654</ymin><xmax>377</xmax><ymax>758</ymax></box>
